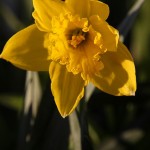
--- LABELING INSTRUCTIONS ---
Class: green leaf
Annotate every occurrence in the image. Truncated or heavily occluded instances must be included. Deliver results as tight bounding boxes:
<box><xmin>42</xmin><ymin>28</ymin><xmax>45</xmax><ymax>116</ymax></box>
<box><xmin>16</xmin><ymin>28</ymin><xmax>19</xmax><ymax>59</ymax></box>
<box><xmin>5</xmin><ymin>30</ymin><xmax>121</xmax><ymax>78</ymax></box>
<box><xmin>0</xmin><ymin>95</ymin><xmax>23</xmax><ymax>111</ymax></box>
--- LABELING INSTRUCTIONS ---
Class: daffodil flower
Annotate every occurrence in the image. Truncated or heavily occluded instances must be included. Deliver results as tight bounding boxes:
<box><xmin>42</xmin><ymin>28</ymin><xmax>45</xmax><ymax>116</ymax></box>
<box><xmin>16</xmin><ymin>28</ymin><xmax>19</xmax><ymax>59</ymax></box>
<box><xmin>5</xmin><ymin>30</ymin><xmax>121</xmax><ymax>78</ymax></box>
<box><xmin>0</xmin><ymin>0</ymin><xmax>136</xmax><ymax>117</ymax></box>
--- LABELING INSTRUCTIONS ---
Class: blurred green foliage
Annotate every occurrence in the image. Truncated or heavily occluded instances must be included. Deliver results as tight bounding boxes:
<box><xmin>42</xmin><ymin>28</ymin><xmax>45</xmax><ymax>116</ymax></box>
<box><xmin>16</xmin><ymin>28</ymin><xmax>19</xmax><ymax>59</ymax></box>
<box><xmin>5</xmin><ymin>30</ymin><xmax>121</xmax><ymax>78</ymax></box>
<box><xmin>0</xmin><ymin>0</ymin><xmax>150</xmax><ymax>150</ymax></box>
<box><xmin>131</xmin><ymin>0</ymin><xmax>150</xmax><ymax>83</ymax></box>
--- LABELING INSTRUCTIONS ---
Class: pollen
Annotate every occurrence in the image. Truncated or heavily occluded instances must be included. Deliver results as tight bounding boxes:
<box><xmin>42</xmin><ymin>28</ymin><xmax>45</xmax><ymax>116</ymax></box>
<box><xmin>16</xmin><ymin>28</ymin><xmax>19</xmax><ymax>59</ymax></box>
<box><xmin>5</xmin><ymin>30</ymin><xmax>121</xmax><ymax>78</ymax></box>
<box><xmin>68</xmin><ymin>29</ymin><xmax>87</xmax><ymax>48</ymax></box>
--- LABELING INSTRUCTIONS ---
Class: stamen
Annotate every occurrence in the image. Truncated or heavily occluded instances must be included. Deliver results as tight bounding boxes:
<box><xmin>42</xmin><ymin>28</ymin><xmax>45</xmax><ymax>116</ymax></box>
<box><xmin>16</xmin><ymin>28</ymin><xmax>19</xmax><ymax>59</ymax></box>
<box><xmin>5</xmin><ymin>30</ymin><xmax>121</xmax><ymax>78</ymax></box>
<box><xmin>68</xmin><ymin>29</ymin><xmax>87</xmax><ymax>48</ymax></box>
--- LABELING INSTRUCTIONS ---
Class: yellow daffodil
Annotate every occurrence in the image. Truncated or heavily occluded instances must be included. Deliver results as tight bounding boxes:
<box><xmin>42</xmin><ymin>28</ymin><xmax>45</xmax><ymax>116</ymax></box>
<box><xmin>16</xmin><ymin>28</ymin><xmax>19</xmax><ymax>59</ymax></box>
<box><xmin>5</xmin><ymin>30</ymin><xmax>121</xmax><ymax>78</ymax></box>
<box><xmin>0</xmin><ymin>0</ymin><xmax>136</xmax><ymax>117</ymax></box>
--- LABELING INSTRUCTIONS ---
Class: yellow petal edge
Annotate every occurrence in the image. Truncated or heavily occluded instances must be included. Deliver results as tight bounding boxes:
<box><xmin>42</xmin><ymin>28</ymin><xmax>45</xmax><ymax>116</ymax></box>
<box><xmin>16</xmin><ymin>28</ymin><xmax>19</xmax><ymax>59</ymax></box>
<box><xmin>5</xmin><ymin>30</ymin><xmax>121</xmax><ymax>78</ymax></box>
<box><xmin>91</xmin><ymin>41</ymin><xmax>136</xmax><ymax>96</ymax></box>
<box><xmin>0</xmin><ymin>24</ymin><xmax>50</xmax><ymax>71</ymax></box>
<box><xmin>49</xmin><ymin>62</ymin><xmax>85</xmax><ymax>117</ymax></box>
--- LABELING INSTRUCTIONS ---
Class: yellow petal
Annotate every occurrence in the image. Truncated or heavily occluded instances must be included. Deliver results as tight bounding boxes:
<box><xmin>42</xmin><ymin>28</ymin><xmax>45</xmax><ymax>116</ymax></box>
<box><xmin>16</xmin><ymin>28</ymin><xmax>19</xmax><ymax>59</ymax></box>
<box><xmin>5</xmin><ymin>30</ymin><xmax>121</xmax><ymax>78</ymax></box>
<box><xmin>90</xmin><ymin>15</ymin><xmax>119</xmax><ymax>51</ymax></box>
<box><xmin>91</xmin><ymin>41</ymin><xmax>136</xmax><ymax>96</ymax></box>
<box><xmin>33</xmin><ymin>0</ymin><xmax>67</xmax><ymax>32</ymax></box>
<box><xmin>49</xmin><ymin>62</ymin><xmax>85</xmax><ymax>117</ymax></box>
<box><xmin>90</xmin><ymin>0</ymin><xmax>109</xmax><ymax>20</ymax></box>
<box><xmin>0</xmin><ymin>24</ymin><xmax>50</xmax><ymax>71</ymax></box>
<box><xmin>66</xmin><ymin>0</ymin><xmax>90</xmax><ymax>17</ymax></box>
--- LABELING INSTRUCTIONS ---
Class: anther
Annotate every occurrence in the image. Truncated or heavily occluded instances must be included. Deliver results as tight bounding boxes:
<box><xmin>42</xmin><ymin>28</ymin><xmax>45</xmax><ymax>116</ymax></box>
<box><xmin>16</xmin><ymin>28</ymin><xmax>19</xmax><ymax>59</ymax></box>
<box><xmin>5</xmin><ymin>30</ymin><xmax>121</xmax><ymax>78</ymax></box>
<box><xmin>68</xmin><ymin>29</ymin><xmax>87</xmax><ymax>48</ymax></box>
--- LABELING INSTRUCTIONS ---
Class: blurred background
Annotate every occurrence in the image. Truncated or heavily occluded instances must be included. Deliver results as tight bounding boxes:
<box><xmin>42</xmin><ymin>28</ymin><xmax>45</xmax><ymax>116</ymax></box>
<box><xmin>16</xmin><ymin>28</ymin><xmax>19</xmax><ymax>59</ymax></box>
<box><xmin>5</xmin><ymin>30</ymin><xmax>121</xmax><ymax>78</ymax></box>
<box><xmin>0</xmin><ymin>0</ymin><xmax>150</xmax><ymax>150</ymax></box>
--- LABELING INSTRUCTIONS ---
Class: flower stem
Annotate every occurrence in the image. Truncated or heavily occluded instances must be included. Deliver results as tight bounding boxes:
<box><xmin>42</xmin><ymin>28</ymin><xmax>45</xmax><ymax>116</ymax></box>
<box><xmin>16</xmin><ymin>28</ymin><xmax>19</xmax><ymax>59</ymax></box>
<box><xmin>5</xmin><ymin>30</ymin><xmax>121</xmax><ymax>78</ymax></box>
<box><xmin>77</xmin><ymin>99</ymin><xmax>94</xmax><ymax>150</ymax></box>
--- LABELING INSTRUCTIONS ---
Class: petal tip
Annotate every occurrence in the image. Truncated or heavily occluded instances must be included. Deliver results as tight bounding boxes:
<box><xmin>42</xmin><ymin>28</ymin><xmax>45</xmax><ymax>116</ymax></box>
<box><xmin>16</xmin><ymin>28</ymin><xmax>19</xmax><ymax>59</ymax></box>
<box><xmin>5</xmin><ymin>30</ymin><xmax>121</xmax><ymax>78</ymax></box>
<box><xmin>0</xmin><ymin>54</ymin><xmax>5</xmax><ymax>60</ymax></box>
<box><xmin>61</xmin><ymin>114</ymin><xmax>68</xmax><ymax>118</ymax></box>
<box><xmin>130</xmin><ymin>91</ymin><xmax>136</xmax><ymax>96</ymax></box>
<box><xmin>59</xmin><ymin>110</ymin><xmax>70</xmax><ymax>118</ymax></box>
<box><xmin>123</xmin><ymin>86</ymin><xmax>136</xmax><ymax>96</ymax></box>
<box><xmin>58</xmin><ymin>108</ymin><xmax>74</xmax><ymax>118</ymax></box>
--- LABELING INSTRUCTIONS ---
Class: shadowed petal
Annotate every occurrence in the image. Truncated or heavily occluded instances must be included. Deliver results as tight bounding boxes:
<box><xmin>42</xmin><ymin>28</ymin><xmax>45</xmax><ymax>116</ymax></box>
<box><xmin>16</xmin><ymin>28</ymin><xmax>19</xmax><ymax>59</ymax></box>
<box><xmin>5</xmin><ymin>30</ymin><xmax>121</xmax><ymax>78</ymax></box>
<box><xmin>90</xmin><ymin>0</ymin><xmax>109</xmax><ymax>20</ymax></box>
<box><xmin>49</xmin><ymin>62</ymin><xmax>85</xmax><ymax>117</ymax></box>
<box><xmin>0</xmin><ymin>24</ymin><xmax>50</xmax><ymax>71</ymax></box>
<box><xmin>91</xmin><ymin>41</ymin><xmax>136</xmax><ymax>96</ymax></box>
<box><xmin>90</xmin><ymin>15</ymin><xmax>119</xmax><ymax>51</ymax></box>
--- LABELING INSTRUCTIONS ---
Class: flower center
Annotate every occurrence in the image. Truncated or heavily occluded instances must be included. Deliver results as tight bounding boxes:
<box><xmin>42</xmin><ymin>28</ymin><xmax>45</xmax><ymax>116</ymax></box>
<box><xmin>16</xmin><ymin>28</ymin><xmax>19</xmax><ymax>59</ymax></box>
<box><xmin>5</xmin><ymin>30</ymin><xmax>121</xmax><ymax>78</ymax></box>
<box><xmin>68</xmin><ymin>29</ymin><xmax>87</xmax><ymax>48</ymax></box>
